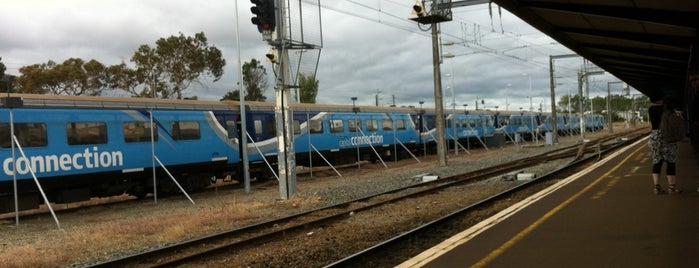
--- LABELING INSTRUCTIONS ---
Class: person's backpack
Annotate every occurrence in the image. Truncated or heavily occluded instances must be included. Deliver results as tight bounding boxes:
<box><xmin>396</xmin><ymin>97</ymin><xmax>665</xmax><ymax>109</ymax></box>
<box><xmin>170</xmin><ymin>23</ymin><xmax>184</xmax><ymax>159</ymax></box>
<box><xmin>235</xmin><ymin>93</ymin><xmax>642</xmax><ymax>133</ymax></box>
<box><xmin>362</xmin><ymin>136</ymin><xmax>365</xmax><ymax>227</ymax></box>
<box><xmin>660</xmin><ymin>110</ymin><xmax>685</xmax><ymax>143</ymax></box>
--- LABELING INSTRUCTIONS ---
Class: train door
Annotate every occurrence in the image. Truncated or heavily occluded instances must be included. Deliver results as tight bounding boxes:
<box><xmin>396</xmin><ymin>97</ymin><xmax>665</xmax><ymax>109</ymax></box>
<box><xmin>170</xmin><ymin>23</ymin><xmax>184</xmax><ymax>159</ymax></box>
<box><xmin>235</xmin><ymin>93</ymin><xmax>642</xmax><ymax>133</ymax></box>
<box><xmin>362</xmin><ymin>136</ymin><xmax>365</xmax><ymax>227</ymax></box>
<box><xmin>216</xmin><ymin>111</ymin><xmax>241</xmax><ymax>164</ymax></box>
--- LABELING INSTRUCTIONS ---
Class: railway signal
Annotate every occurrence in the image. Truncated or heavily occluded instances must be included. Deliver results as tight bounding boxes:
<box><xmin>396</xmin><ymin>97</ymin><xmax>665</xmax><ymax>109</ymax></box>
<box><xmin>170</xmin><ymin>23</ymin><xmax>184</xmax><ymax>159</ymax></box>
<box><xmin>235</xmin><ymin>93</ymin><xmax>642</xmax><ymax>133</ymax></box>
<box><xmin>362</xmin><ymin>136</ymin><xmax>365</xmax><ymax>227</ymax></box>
<box><xmin>250</xmin><ymin>0</ymin><xmax>275</xmax><ymax>33</ymax></box>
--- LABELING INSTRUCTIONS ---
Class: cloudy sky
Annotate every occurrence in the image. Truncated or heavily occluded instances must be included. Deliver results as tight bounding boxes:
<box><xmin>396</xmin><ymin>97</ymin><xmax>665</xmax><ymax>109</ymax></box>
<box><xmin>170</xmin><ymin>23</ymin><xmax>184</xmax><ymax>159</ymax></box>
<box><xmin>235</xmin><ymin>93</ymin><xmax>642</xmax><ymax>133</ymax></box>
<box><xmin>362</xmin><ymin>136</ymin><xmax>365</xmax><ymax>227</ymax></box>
<box><xmin>1</xmin><ymin>0</ymin><xmax>637</xmax><ymax>111</ymax></box>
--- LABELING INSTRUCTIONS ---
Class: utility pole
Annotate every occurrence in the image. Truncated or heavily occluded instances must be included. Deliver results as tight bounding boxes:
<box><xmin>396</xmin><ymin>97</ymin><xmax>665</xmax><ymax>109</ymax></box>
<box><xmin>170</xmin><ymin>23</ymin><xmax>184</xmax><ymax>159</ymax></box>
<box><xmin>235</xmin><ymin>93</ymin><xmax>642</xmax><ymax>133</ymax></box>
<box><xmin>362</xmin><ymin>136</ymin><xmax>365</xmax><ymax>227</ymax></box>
<box><xmin>375</xmin><ymin>89</ymin><xmax>381</xmax><ymax>106</ymax></box>
<box><xmin>411</xmin><ymin>1</ymin><xmax>453</xmax><ymax>167</ymax></box>
<box><xmin>549</xmin><ymin>54</ymin><xmax>578</xmax><ymax>144</ymax></box>
<box><xmin>578</xmin><ymin>70</ymin><xmax>605</xmax><ymax>141</ymax></box>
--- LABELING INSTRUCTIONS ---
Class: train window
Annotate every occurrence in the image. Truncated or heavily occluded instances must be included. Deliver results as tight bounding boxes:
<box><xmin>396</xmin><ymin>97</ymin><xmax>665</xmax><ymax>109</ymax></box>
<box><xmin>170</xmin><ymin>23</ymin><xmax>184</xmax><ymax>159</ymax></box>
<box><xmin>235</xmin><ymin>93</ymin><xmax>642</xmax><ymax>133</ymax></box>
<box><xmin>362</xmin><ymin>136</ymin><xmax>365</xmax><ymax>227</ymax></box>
<box><xmin>123</xmin><ymin>122</ymin><xmax>158</xmax><ymax>142</ymax></box>
<box><xmin>254</xmin><ymin>120</ymin><xmax>263</xmax><ymax>136</ymax></box>
<box><xmin>366</xmin><ymin>119</ymin><xmax>378</xmax><ymax>131</ymax></box>
<box><xmin>330</xmin><ymin>120</ymin><xmax>344</xmax><ymax>133</ymax></box>
<box><xmin>225</xmin><ymin>121</ymin><xmax>236</xmax><ymax>139</ymax></box>
<box><xmin>309</xmin><ymin>119</ymin><xmax>323</xmax><ymax>134</ymax></box>
<box><xmin>461</xmin><ymin>119</ymin><xmax>468</xmax><ymax>128</ymax></box>
<box><xmin>395</xmin><ymin>119</ymin><xmax>405</xmax><ymax>130</ymax></box>
<box><xmin>348</xmin><ymin>119</ymin><xmax>359</xmax><ymax>132</ymax></box>
<box><xmin>67</xmin><ymin>122</ymin><xmax>107</xmax><ymax>145</ymax></box>
<box><xmin>469</xmin><ymin>119</ymin><xmax>476</xmax><ymax>127</ymax></box>
<box><xmin>0</xmin><ymin>123</ymin><xmax>48</xmax><ymax>148</ymax></box>
<box><xmin>382</xmin><ymin>119</ymin><xmax>392</xmax><ymax>131</ymax></box>
<box><xmin>265</xmin><ymin>120</ymin><xmax>276</xmax><ymax>136</ymax></box>
<box><xmin>426</xmin><ymin>118</ymin><xmax>435</xmax><ymax>129</ymax></box>
<box><xmin>171</xmin><ymin>121</ymin><xmax>200</xmax><ymax>140</ymax></box>
<box><xmin>293</xmin><ymin>120</ymin><xmax>301</xmax><ymax>135</ymax></box>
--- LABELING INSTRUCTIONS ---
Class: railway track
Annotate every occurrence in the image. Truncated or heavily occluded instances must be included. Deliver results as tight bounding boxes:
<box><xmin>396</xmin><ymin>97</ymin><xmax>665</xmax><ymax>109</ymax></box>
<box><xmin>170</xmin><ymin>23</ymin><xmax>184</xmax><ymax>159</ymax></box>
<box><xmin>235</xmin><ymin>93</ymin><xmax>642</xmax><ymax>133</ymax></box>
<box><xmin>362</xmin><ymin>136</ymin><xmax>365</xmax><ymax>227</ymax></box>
<box><xmin>89</xmin><ymin>129</ymin><xmax>646</xmax><ymax>267</ymax></box>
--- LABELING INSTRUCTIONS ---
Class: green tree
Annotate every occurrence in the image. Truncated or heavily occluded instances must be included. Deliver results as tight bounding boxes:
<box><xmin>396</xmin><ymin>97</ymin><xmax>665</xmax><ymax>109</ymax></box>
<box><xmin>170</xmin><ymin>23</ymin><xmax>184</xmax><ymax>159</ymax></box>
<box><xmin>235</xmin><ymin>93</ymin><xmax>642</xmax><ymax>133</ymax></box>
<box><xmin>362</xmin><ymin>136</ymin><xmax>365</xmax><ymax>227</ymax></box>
<box><xmin>0</xmin><ymin>56</ymin><xmax>7</xmax><ymax>92</ymax></box>
<box><xmin>557</xmin><ymin>94</ymin><xmax>581</xmax><ymax>113</ymax></box>
<box><xmin>240</xmin><ymin>59</ymin><xmax>268</xmax><ymax>101</ymax></box>
<box><xmin>131</xmin><ymin>32</ymin><xmax>225</xmax><ymax>99</ymax></box>
<box><xmin>0</xmin><ymin>57</ymin><xmax>5</xmax><ymax>78</ymax></box>
<box><xmin>15</xmin><ymin>60</ymin><xmax>54</xmax><ymax>94</ymax></box>
<box><xmin>104</xmin><ymin>62</ymin><xmax>141</xmax><ymax>96</ymax></box>
<box><xmin>14</xmin><ymin>58</ymin><xmax>109</xmax><ymax>96</ymax></box>
<box><xmin>221</xmin><ymin>89</ymin><xmax>241</xmax><ymax>101</ymax></box>
<box><xmin>297</xmin><ymin>73</ymin><xmax>318</xmax><ymax>103</ymax></box>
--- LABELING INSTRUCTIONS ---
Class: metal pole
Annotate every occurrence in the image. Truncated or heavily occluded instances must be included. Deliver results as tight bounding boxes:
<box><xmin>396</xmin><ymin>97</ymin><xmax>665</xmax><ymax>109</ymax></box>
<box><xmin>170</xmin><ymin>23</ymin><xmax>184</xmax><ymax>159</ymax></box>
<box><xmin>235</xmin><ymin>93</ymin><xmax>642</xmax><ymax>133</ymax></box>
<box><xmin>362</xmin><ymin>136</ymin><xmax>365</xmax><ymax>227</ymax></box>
<box><xmin>352</xmin><ymin>97</ymin><xmax>360</xmax><ymax>169</ymax></box>
<box><xmin>234</xmin><ymin>0</ymin><xmax>251</xmax><ymax>192</ymax></box>
<box><xmin>578</xmin><ymin>72</ymin><xmax>585</xmax><ymax>141</ymax></box>
<box><xmin>419</xmin><ymin>101</ymin><xmax>426</xmax><ymax>159</ymax></box>
<box><xmin>10</xmin><ymin>107</ymin><xmax>18</xmax><ymax>225</ymax></box>
<box><xmin>578</xmin><ymin>70</ymin><xmax>605</xmax><ymax>141</ymax></box>
<box><xmin>607</xmin><ymin>82</ymin><xmax>613</xmax><ymax>133</ymax></box>
<box><xmin>549</xmin><ymin>54</ymin><xmax>579</xmax><ymax>142</ymax></box>
<box><xmin>150</xmin><ymin>81</ymin><xmax>157</xmax><ymax>203</ymax></box>
<box><xmin>528</xmin><ymin>74</ymin><xmax>535</xmax><ymax>144</ymax></box>
<box><xmin>548</xmin><ymin>56</ymin><xmax>558</xmax><ymax>143</ymax></box>
<box><xmin>431</xmin><ymin>23</ymin><xmax>447</xmax><ymax>166</ymax></box>
<box><xmin>449</xmin><ymin>60</ymin><xmax>456</xmax><ymax>155</ymax></box>
<box><xmin>274</xmin><ymin>0</ymin><xmax>296</xmax><ymax>199</ymax></box>
<box><xmin>606</xmin><ymin>81</ymin><xmax>623</xmax><ymax>133</ymax></box>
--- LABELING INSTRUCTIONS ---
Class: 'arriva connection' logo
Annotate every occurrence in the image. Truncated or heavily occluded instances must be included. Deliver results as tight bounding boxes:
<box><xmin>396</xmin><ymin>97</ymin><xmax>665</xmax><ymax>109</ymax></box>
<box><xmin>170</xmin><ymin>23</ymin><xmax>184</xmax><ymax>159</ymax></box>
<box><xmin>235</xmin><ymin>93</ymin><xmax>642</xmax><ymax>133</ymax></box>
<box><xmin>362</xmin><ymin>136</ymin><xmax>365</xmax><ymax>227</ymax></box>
<box><xmin>339</xmin><ymin>133</ymin><xmax>384</xmax><ymax>147</ymax></box>
<box><xmin>3</xmin><ymin>147</ymin><xmax>124</xmax><ymax>176</ymax></box>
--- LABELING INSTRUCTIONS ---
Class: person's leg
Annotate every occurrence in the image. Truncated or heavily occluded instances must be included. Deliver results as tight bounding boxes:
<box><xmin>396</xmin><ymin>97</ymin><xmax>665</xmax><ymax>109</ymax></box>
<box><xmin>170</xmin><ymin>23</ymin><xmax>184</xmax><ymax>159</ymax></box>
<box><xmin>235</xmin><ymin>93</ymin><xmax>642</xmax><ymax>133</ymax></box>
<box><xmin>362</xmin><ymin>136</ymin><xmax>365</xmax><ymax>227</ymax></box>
<box><xmin>666</xmin><ymin>162</ymin><xmax>681</xmax><ymax>193</ymax></box>
<box><xmin>653</xmin><ymin>162</ymin><xmax>665</xmax><ymax>194</ymax></box>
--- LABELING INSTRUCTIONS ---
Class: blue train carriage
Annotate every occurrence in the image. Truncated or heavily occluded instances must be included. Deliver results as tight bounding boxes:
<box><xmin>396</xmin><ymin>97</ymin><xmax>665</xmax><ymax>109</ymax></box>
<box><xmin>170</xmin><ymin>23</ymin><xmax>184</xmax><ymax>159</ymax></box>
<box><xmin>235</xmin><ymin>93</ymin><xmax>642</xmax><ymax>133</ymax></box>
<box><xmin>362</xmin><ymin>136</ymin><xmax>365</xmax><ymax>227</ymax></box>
<box><xmin>290</xmin><ymin>103</ymin><xmax>420</xmax><ymax>165</ymax></box>
<box><xmin>233</xmin><ymin>102</ymin><xmax>420</xmax><ymax>173</ymax></box>
<box><xmin>409</xmin><ymin>107</ymin><xmax>440</xmax><ymax>154</ymax></box>
<box><xmin>1</xmin><ymin>94</ymin><xmax>240</xmax><ymax>212</ymax></box>
<box><xmin>409</xmin><ymin>108</ymin><xmax>494</xmax><ymax>150</ymax></box>
<box><xmin>502</xmin><ymin>113</ymin><xmax>541</xmax><ymax>139</ymax></box>
<box><xmin>493</xmin><ymin>111</ymin><xmax>515</xmax><ymax>129</ymax></box>
<box><xmin>446</xmin><ymin>111</ymin><xmax>495</xmax><ymax>140</ymax></box>
<box><xmin>567</xmin><ymin>114</ymin><xmax>581</xmax><ymax>134</ymax></box>
<box><xmin>555</xmin><ymin>114</ymin><xmax>576</xmax><ymax>136</ymax></box>
<box><xmin>538</xmin><ymin>114</ymin><xmax>568</xmax><ymax>135</ymax></box>
<box><xmin>587</xmin><ymin>114</ymin><xmax>605</xmax><ymax>131</ymax></box>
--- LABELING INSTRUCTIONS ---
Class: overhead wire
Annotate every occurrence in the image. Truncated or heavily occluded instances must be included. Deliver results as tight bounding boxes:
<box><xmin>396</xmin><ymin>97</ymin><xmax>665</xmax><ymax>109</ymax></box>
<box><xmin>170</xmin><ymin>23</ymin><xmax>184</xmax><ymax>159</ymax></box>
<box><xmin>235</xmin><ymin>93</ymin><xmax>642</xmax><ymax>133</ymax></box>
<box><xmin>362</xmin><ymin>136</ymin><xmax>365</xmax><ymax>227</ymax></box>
<box><xmin>344</xmin><ymin>0</ymin><xmax>570</xmax><ymax>71</ymax></box>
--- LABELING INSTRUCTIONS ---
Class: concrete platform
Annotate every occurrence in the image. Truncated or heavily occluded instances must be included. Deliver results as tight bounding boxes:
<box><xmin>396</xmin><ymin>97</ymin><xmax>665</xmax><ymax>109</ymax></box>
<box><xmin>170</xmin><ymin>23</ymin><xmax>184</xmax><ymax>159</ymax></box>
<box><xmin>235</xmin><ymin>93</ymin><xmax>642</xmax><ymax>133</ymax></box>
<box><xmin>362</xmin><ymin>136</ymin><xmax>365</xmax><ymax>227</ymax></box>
<box><xmin>399</xmin><ymin>137</ymin><xmax>699</xmax><ymax>267</ymax></box>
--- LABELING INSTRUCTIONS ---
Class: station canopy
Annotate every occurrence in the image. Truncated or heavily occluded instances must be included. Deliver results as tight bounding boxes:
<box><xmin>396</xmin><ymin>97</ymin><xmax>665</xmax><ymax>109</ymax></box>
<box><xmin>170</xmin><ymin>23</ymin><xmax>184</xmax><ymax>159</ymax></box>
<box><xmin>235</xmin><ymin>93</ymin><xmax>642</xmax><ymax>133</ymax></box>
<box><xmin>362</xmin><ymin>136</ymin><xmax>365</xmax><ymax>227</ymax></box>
<box><xmin>493</xmin><ymin>0</ymin><xmax>698</xmax><ymax>99</ymax></box>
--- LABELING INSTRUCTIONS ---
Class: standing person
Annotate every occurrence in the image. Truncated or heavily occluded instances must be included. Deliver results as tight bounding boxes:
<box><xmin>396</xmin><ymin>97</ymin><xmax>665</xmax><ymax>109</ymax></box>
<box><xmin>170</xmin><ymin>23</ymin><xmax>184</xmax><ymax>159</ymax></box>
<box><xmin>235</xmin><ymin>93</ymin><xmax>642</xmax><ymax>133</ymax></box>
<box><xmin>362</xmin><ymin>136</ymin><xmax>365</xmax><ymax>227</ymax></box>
<box><xmin>648</xmin><ymin>96</ymin><xmax>680</xmax><ymax>194</ymax></box>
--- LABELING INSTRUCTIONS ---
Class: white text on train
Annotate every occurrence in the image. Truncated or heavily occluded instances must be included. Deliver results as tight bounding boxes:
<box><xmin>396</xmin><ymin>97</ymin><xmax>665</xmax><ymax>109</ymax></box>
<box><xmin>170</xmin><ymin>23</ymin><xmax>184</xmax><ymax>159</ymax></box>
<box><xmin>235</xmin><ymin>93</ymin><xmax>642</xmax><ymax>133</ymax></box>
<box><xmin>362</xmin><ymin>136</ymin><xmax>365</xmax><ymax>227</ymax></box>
<box><xmin>2</xmin><ymin>147</ymin><xmax>124</xmax><ymax>176</ymax></box>
<box><xmin>339</xmin><ymin>133</ymin><xmax>384</xmax><ymax>147</ymax></box>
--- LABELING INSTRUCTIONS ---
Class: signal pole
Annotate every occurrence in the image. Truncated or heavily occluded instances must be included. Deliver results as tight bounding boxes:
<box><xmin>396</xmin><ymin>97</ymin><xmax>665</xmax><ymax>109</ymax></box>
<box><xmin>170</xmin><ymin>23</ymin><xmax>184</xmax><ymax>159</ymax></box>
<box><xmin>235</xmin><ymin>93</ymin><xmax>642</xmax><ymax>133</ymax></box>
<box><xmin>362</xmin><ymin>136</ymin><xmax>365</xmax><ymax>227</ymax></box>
<box><xmin>272</xmin><ymin>0</ymin><xmax>296</xmax><ymax>199</ymax></box>
<box><xmin>250</xmin><ymin>0</ymin><xmax>296</xmax><ymax>199</ymax></box>
<box><xmin>250</xmin><ymin>0</ymin><xmax>322</xmax><ymax>199</ymax></box>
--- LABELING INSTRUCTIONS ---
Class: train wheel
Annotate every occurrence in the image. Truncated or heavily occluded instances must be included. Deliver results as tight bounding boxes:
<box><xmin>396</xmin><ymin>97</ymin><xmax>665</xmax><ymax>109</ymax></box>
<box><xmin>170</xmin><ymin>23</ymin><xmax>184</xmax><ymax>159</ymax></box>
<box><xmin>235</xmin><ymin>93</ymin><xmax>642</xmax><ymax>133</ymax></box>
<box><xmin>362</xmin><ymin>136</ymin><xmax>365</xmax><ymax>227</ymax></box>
<box><xmin>129</xmin><ymin>184</ymin><xmax>149</xmax><ymax>199</ymax></box>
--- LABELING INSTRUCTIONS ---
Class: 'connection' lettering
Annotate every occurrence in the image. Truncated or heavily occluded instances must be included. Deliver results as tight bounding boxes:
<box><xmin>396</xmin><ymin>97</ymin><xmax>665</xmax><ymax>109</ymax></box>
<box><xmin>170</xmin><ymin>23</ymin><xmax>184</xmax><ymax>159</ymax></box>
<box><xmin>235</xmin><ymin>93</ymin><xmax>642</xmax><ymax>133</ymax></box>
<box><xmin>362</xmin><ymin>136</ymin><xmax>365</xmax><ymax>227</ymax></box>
<box><xmin>339</xmin><ymin>133</ymin><xmax>384</xmax><ymax>147</ymax></box>
<box><xmin>3</xmin><ymin>147</ymin><xmax>124</xmax><ymax>176</ymax></box>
